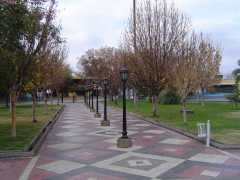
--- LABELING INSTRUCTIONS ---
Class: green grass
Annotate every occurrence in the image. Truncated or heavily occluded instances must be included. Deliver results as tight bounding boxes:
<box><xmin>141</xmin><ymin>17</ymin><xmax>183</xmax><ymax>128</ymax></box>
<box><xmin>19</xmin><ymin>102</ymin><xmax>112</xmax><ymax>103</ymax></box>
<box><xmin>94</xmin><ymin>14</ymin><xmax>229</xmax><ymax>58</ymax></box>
<box><xmin>0</xmin><ymin>104</ymin><xmax>62</xmax><ymax>151</ymax></box>
<box><xmin>110</xmin><ymin>100</ymin><xmax>240</xmax><ymax>145</ymax></box>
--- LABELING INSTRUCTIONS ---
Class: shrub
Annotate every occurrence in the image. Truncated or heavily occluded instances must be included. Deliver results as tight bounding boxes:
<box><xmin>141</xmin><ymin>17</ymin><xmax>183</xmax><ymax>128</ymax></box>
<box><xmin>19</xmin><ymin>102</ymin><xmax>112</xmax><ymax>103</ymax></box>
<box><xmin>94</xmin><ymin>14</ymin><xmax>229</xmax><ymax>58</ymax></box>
<box><xmin>159</xmin><ymin>89</ymin><xmax>181</xmax><ymax>105</ymax></box>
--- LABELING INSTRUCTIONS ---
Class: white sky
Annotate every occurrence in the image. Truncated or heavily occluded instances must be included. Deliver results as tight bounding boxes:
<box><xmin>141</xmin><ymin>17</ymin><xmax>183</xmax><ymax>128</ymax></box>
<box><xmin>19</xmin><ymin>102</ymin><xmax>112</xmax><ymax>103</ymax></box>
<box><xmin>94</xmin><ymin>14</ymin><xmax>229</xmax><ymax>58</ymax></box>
<box><xmin>57</xmin><ymin>0</ymin><xmax>240</xmax><ymax>75</ymax></box>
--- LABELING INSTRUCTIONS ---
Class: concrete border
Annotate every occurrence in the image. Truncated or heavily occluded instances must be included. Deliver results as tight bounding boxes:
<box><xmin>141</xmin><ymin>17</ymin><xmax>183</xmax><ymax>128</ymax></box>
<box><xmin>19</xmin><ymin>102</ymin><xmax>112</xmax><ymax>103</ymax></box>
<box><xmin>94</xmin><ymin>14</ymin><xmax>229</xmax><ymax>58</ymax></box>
<box><xmin>0</xmin><ymin>105</ymin><xmax>65</xmax><ymax>159</ymax></box>
<box><xmin>110</xmin><ymin>105</ymin><xmax>240</xmax><ymax>150</ymax></box>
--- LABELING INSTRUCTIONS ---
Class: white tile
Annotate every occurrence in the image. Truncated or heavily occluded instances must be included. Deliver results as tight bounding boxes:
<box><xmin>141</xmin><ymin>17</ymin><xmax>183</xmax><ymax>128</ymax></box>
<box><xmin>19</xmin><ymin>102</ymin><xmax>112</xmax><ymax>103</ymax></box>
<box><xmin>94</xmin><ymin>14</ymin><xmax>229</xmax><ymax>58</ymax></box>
<box><xmin>143</xmin><ymin>135</ymin><xmax>154</xmax><ymax>139</ymax></box>
<box><xmin>56</xmin><ymin>132</ymin><xmax>79</xmax><ymax>137</ymax></box>
<box><xmin>63</xmin><ymin>120</ymin><xmax>77</xmax><ymax>124</ymax></box>
<box><xmin>134</xmin><ymin>124</ymin><xmax>150</xmax><ymax>127</ymax></box>
<box><xmin>164</xmin><ymin>148</ymin><xmax>177</xmax><ymax>152</ymax></box>
<box><xmin>38</xmin><ymin>160</ymin><xmax>85</xmax><ymax>174</ymax></box>
<box><xmin>160</xmin><ymin>138</ymin><xmax>189</xmax><ymax>145</ymax></box>
<box><xmin>201</xmin><ymin>170</ymin><xmax>220</xmax><ymax>177</ymax></box>
<box><xmin>104</xmin><ymin>138</ymin><xmax>118</xmax><ymax>144</ymax></box>
<box><xmin>189</xmin><ymin>153</ymin><xmax>229</xmax><ymax>164</ymax></box>
<box><xmin>60</xmin><ymin>125</ymin><xmax>79</xmax><ymax>129</ymax></box>
<box><xmin>109</xmin><ymin>145</ymin><xmax>143</xmax><ymax>152</ymax></box>
<box><xmin>144</xmin><ymin>130</ymin><xmax>165</xmax><ymax>135</ymax></box>
<box><xmin>48</xmin><ymin>143</ymin><xmax>82</xmax><ymax>150</ymax></box>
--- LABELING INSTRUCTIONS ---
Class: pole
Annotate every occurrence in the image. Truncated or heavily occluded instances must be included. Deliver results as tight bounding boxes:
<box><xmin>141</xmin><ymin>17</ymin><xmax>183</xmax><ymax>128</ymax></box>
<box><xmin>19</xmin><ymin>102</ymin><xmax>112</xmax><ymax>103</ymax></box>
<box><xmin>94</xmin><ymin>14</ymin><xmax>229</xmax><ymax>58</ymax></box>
<box><xmin>122</xmin><ymin>80</ymin><xmax>127</xmax><ymax>138</ymax></box>
<box><xmin>95</xmin><ymin>86</ymin><xmax>101</xmax><ymax>118</ymax></box>
<box><xmin>96</xmin><ymin>87</ymin><xmax>99</xmax><ymax>113</ymax></box>
<box><xmin>206</xmin><ymin>120</ymin><xmax>211</xmax><ymax>147</ymax></box>
<box><xmin>88</xmin><ymin>90</ymin><xmax>91</xmax><ymax>107</ymax></box>
<box><xmin>101</xmin><ymin>81</ymin><xmax>110</xmax><ymax>126</ymax></box>
<box><xmin>91</xmin><ymin>89</ymin><xmax>94</xmax><ymax>111</ymax></box>
<box><xmin>133</xmin><ymin>0</ymin><xmax>136</xmax><ymax>53</ymax></box>
<box><xmin>104</xmin><ymin>83</ymin><xmax>107</xmax><ymax>121</ymax></box>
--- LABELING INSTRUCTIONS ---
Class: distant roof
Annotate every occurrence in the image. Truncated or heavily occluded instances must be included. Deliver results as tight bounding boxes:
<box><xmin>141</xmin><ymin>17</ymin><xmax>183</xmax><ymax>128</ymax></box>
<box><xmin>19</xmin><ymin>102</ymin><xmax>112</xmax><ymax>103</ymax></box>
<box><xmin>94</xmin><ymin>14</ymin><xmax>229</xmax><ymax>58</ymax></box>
<box><xmin>214</xmin><ymin>79</ymin><xmax>235</xmax><ymax>86</ymax></box>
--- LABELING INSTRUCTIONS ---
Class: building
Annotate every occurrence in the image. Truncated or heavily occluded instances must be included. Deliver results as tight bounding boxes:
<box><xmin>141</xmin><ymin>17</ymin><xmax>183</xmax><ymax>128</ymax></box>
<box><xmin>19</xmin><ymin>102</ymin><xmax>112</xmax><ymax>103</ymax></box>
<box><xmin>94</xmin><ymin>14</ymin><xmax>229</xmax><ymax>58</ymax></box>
<box><xmin>212</xmin><ymin>79</ymin><xmax>235</xmax><ymax>93</ymax></box>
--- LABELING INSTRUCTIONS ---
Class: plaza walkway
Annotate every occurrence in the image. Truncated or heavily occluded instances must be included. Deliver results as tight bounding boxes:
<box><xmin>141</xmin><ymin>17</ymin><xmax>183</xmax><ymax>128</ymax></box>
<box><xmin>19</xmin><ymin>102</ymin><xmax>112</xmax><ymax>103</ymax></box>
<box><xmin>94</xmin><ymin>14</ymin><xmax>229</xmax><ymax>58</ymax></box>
<box><xmin>3</xmin><ymin>103</ymin><xmax>240</xmax><ymax>180</ymax></box>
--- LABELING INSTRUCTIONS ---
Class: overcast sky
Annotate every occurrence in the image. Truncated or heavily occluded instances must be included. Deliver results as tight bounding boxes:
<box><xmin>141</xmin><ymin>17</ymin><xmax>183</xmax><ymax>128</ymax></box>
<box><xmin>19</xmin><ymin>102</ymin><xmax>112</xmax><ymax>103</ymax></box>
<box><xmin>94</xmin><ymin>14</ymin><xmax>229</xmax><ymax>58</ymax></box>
<box><xmin>57</xmin><ymin>0</ymin><xmax>240</xmax><ymax>75</ymax></box>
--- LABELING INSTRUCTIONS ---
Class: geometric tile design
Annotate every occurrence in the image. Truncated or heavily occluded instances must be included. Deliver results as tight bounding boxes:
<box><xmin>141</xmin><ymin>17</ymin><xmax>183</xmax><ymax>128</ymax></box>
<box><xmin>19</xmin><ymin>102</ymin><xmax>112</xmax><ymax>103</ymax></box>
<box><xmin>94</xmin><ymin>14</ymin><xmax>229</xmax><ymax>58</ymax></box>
<box><xmin>189</xmin><ymin>153</ymin><xmax>229</xmax><ymax>164</ymax></box>
<box><xmin>88</xmin><ymin>130</ymin><xmax>137</xmax><ymax>137</ymax></box>
<box><xmin>37</xmin><ymin>160</ymin><xmax>85</xmax><ymax>174</ymax></box>
<box><xmin>48</xmin><ymin>143</ymin><xmax>82</xmax><ymax>151</ymax></box>
<box><xmin>12</xmin><ymin>103</ymin><xmax>240</xmax><ymax>180</ymax></box>
<box><xmin>93</xmin><ymin>152</ymin><xmax>185</xmax><ymax>178</ymax></box>
<box><xmin>128</xmin><ymin>159</ymin><xmax>153</xmax><ymax>167</ymax></box>
<box><xmin>159</xmin><ymin>138</ymin><xmax>190</xmax><ymax>145</ymax></box>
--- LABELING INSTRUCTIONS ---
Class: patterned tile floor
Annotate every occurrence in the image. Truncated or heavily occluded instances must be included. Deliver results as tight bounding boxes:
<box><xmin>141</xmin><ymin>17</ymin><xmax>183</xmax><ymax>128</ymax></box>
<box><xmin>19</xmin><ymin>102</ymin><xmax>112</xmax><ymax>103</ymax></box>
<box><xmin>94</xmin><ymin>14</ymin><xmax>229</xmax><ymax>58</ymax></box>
<box><xmin>1</xmin><ymin>103</ymin><xmax>240</xmax><ymax>180</ymax></box>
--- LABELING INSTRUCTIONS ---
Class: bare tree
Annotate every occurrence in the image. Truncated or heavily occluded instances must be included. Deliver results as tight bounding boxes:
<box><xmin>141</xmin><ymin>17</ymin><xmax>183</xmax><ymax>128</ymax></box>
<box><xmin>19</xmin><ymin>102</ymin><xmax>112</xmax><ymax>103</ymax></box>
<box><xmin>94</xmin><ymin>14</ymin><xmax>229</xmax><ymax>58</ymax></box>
<box><xmin>197</xmin><ymin>34</ymin><xmax>221</xmax><ymax>105</ymax></box>
<box><xmin>172</xmin><ymin>32</ymin><xmax>221</xmax><ymax>122</ymax></box>
<box><xmin>124</xmin><ymin>0</ymin><xmax>190</xmax><ymax>116</ymax></box>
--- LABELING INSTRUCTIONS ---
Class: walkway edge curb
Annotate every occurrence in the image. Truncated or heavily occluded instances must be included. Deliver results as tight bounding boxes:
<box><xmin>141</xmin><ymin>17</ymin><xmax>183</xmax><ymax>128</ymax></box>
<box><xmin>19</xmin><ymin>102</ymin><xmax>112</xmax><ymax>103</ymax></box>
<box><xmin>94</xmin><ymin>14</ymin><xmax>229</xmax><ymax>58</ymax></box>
<box><xmin>0</xmin><ymin>105</ymin><xmax>65</xmax><ymax>159</ymax></box>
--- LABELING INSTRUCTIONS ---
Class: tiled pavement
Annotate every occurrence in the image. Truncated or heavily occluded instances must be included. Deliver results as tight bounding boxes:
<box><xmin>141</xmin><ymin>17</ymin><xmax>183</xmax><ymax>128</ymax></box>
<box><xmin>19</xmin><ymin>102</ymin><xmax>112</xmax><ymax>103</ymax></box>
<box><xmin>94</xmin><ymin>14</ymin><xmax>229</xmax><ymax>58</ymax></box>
<box><xmin>2</xmin><ymin>103</ymin><xmax>240</xmax><ymax>180</ymax></box>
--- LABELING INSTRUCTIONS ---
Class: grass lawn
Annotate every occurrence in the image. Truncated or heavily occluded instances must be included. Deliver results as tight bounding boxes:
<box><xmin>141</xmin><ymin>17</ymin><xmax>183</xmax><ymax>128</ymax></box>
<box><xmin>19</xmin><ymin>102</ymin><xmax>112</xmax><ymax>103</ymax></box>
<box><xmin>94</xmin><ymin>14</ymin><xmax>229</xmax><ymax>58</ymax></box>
<box><xmin>0</xmin><ymin>104</ymin><xmax>62</xmax><ymax>151</ymax></box>
<box><xmin>110</xmin><ymin>100</ymin><xmax>240</xmax><ymax>145</ymax></box>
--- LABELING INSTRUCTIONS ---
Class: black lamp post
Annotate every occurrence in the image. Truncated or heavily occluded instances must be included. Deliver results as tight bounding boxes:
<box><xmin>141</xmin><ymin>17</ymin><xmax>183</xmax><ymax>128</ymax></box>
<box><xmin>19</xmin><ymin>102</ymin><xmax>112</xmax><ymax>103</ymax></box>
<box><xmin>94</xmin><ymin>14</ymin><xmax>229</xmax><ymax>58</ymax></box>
<box><xmin>94</xmin><ymin>82</ymin><xmax>101</xmax><ymax>118</ymax></box>
<box><xmin>84</xmin><ymin>89</ymin><xmax>87</xmax><ymax>104</ymax></box>
<box><xmin>117</xmin><ymin>65</ymin><xmax>132</xmax><ymax>148</ymax></box>
<box><xmin>88</xmin><ymin>88</ymin><xmax>91</xmax><ymax>107</ymax></box>
<box><xmin>101</xmin><ymin>79</ymin><xmax>110</xmax><ymax>126</ymax></box>
<box><xmin>90</xmin><ymin>85</ymin><xmax>95</xmax><ymax>112</ymax></box>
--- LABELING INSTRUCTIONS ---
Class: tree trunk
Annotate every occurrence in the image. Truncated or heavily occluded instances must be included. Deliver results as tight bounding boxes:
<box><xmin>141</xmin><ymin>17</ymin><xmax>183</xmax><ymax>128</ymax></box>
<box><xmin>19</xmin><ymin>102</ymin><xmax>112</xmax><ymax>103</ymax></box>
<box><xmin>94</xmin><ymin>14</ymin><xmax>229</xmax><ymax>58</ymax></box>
<box><xmin>44</xmin><ymin>91</ymin><xmax>48</xmax><ymax>114</ymax></box>
<box><xmin>5</xmin><ymin>93</ymin><xmax>9</xmax><ymax>108</ymax></box>
<box><xmin>152</xmin><ymin>95</ymin><xmax>157</xmax><ymax>117</ymax></box>
<box><xmin>10</xmin><ymin>91</ymin><xmax>17</xmax><ymax>138</ymax></box>
<box><xmin>182</xmin><ymin>100</ymin><xmax>187</xmax><ymax>123</ymax></box>
<box><xmin>9</xmin><ymin>94</ymin><xmax>12</xmax><ymax>112</ymax></box>
<box><xmin>61</xmin><ymin>92</ymin><xmax>64</xmax><ymax>104</ymax></box>
<box><xmin>133</xmin><ymin>89</ymin><xmax>138</xmax><ymax>104</ymax></box>
<box><xmin>32</xmin><ymin>90</ymin><xmax>37</xmax><ymax>123</ymax></box>
<box><xmin>56</xmin><ymin>91</ymin><xmax>60</xmax><ymax>105</ymax></box>
<box><xmin>50</xmin><ymin>91</ymin><xmax>53</xmax><ymax>105</ymax></box>
<box><xmin>200</xmin><ymin>88</ymin><xmax>205</xmax><ymax>106</ymax></box>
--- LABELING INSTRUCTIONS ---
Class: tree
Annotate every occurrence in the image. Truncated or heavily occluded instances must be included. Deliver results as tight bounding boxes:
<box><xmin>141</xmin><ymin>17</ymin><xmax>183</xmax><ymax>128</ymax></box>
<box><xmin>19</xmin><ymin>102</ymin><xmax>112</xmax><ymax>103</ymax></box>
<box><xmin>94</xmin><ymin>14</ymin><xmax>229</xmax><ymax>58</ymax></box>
<box><xmin>228</xmin><ymin>61</ymin><xmax>240</xmax><ymax>107</ymax></box>
<box><xmin>171</xmin><ymin>33</ymin><xmax>200</xmax><ymax>122</ymax></box>
<box><xmin>172</xmin><ymin>32</ymin><xmax>221</xmax><ymax>122</ymax></box>
<box><xmin>78</xmin><ymin>47</ymin><xmax>122</xmax><ymax>100</ymax></box>
<box><xmin>197</xmin><ymin>34</ymin><xmax>221</xmax><ymax>105</ymax></box>
<box><xmin>0</xmin><ymin>0</ymin><xmax>59</xmax><ymax>137</ymax></box>
<box><xmin>124</xmin><ymin>0</ymin><xmax>190</xmax><ymax>116</ymax></box>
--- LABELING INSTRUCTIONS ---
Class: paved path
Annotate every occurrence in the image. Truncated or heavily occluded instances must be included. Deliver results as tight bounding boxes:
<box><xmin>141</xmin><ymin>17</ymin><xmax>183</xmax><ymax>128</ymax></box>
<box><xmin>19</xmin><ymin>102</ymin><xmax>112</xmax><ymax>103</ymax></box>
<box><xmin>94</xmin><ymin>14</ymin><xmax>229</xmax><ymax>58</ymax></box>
<box><xmin>4</xmin><ymin>103</ymin><xmax>240</xmax><ymax>180</ymax></box>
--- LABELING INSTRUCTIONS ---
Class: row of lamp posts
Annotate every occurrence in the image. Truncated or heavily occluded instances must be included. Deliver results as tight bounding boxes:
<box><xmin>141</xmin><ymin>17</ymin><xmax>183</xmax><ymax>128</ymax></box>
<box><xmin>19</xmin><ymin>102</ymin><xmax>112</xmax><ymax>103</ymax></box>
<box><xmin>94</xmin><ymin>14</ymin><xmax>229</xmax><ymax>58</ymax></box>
<box><xmin>84</xmin><ymin>65</ymin><xmax>132</xmax><ymax>148</ymax></box>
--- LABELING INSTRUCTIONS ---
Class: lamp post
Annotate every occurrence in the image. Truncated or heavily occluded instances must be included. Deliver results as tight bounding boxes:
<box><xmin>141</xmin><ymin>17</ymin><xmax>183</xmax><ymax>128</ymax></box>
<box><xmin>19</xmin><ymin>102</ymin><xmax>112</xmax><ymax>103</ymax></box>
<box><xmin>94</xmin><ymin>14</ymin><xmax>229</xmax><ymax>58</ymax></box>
<box><xmin>117</xmin><ymin>65</ymin><xmax>132</xmax><ymax>148</ymax></box>
<box><xmin>84</xmin><ymin>89</ymin><xmax>87</xmax><ymax>104</ymax></box>
<box><xmin>101</xmin><ymin>79</ymin><xmax>110</xmax><ymax>126</ymax></box>
<box><xmin>94</xmin><ymin>82</ymin><xmax>101</xmax><ymax>118</ymax></box>
<box><xmin>90</xmin><ymin>85</ymin><xmax>95</xmax><ymax>112</ymax></box>
<box><xmin>88</xmin><ymin>88</ymin><xmax>91</xmax><ymax>107</ymax></box>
